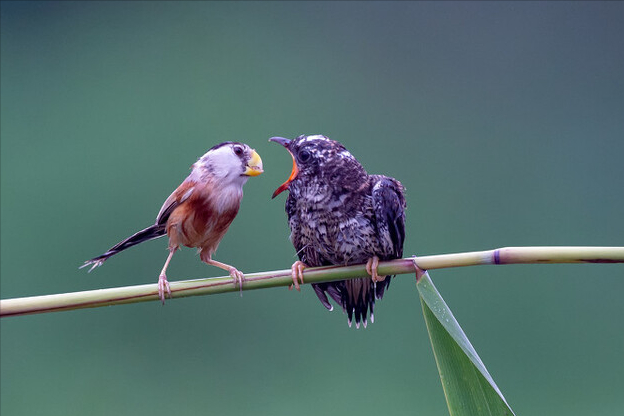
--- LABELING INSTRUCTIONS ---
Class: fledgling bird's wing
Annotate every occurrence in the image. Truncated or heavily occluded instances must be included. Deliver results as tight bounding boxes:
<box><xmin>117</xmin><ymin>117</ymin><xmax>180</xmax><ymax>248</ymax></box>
<box><xmin>317</xmin><ymin>175</ymin><xmax>406</xmax><ymax>326</ymax></box>
<box><xmin>370</xmin><ymin>175</ymin><xmax>406</xmax><ymax>298</ymax></box>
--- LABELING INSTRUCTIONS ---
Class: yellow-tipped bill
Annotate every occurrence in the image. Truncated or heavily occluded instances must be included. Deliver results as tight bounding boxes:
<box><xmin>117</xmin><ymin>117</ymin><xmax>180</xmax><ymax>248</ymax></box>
<box><xmin>244</xmin><ymin>150</ymin><xmax>263</xmax><ymax>176</ymax></box>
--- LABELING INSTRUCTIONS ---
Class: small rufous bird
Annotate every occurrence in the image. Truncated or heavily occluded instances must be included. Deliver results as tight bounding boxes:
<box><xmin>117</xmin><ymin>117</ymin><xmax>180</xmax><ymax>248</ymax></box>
<box><xmin>270</xmin><ymin>135</ymin><xmax>406</xmax><ymax>328</ymax></box>
<box><xmin>81</xmin><ymin>142</ymin><xmax>263</xmax><ymax>303</ymax></box>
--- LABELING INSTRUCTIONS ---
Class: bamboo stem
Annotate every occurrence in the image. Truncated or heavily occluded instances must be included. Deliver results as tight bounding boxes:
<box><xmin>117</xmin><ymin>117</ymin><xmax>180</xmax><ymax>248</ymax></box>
<box><xmin>2</xmin><ymin>246</ymin><xmax>623</xmax><ymax>317</ymax></box>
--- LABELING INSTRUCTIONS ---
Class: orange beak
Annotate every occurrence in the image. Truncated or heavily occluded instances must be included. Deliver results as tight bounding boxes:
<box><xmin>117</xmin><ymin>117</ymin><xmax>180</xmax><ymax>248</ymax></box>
<box><xmin>269</xmin><ymin>137</ymin><xmax>298</xmax><ymax>199</ymax></box>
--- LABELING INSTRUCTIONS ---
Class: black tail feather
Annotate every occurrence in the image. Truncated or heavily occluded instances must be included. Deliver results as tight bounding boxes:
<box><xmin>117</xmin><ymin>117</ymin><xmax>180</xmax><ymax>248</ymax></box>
<box><xmin>80</xmin><ymin>224</ymin><xmax>166</xmax><ymax>271</ymax></box>
<box><xmin>313</xmin><ymin>275</ymin><xmax>391</xmax><ymax>329</ymax></box>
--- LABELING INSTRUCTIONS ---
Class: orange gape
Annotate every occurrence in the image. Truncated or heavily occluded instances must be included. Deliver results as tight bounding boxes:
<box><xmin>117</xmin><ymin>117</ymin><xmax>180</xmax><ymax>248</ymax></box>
<box><xmin>81</xmin><ymin>142</ymin><xmax>263</xmax><ymax>303</ymax></box>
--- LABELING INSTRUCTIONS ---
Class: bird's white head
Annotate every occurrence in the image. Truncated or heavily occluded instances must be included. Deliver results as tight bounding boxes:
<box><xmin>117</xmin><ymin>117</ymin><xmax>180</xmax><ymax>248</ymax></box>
<box><xmin>191</xmin><ymin>142</ymin><xmax>263</xmax><ymax>186</ymax></box>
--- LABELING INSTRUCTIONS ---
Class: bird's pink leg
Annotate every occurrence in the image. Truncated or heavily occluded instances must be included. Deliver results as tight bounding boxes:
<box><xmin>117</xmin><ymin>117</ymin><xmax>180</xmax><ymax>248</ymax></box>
<box><xmin>158</xmin><ymin>247</ymin><xmax>177</xmax><ymax>304</ymax></box>
<box><xmin>203</xmin><ymin>258</ymin><xmax>245</xmax><ymax>295</ymax></box>
<box><xmin>289</xmin><ymin>261</ymin><xmax>306</xmax><ymax>291</ymax></box>
<box><xmin>366</xmin><ymin>256</ymin><xmax>383</xmax><ymax>283</ymax></box>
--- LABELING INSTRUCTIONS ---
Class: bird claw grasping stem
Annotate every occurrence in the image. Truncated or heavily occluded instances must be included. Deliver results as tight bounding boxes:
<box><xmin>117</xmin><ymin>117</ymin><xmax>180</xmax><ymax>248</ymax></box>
<box><xmin>156</xmin><ymin>248</ymin><xmax>176</xmax><ymax>304</ymax></box>
<box><xmin>289</xmin><ymin>261</ymin><xmax>306</xmax><ymax>291</ymax></box>
<box><xmin>158</xmin><ymin>273</ymin><xmax>172</xmax><ymax>304</ymax></box>
<box><xmin>229</xmin><ymin>267</ymin><xmax>245</xmax><ymax>296</ymax></box>
<box><xmin>366</xmin><ymin>256</ymin><xmax>383</xmax><ymax>283</ymax></box>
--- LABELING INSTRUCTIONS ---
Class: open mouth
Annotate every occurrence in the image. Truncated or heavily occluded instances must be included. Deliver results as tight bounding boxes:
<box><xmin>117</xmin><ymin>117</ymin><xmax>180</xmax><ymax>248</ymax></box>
<box><xmin>269</xmin><ymin>137</ymin><xmax>298</xmax><ymax>198</ymax></box>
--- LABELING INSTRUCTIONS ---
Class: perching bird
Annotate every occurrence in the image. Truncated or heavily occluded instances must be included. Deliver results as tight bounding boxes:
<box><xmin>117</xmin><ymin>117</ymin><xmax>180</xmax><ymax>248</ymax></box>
<box><xmin>270</xmin><ymin>135</ymin><xmax>406</xmax><ymax>328</ymax></box>
<box><xmin>81</xmin><ymin>142</ymin><xmax>263</xmax><ymax>303</ymax></box>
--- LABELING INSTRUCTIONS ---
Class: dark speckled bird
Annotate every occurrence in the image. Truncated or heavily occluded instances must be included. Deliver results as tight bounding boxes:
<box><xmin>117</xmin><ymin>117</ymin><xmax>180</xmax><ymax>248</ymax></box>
<box><xmin>270</xmin><ymin>135</ymin><xmax>406</xmax><ymax>328</ymax></box>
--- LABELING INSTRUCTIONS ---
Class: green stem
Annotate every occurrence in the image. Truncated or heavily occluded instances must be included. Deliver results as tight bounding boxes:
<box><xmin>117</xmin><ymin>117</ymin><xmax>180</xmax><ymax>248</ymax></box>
<box><xmin>2</xmin><ymin>246</ymin><xmax>623</xmax><ymax>317</ymax></box>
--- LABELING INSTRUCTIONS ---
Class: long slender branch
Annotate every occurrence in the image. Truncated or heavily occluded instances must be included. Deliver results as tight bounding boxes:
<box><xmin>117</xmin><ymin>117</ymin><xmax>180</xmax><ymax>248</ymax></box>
<box><xmin>2</xmin><ymin>246</ymin><xmax>623</xmax><ymax>318</ymax></box>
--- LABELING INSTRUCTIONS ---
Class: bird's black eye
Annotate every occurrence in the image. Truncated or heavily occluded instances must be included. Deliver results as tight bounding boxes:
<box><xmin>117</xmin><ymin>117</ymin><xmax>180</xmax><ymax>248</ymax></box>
<box><xmin>298</xmin><ymin>149</ymin><xmax>311</xmax><ymax>163</ymax></box>
<box><xmin>233</xmin><ymin>146</ymin><xmax>244</xmax><ymax>157</ymax></box>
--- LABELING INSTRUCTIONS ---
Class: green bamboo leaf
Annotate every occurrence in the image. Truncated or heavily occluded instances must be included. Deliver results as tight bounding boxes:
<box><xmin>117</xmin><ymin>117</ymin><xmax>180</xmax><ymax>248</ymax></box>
<box><xmin>417</xmin><ymin>271</ymin><xmax>515</xmax><ymax>416</ymax></box>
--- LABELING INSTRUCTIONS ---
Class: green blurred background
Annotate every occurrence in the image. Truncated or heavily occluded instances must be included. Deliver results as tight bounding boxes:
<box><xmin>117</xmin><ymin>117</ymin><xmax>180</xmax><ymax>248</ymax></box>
<box><xmin>1</xmin><ymin>2</ymin><xmax>622</xmax><ymax>415</ymax></box>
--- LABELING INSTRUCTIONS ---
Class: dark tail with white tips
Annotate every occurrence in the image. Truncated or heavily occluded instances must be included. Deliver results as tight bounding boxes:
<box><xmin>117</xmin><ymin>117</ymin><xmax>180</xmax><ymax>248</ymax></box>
<box><xmin>80</xmin><ymin>225</ymin><xmax>166</xmax><ymax>272</ymax></box>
